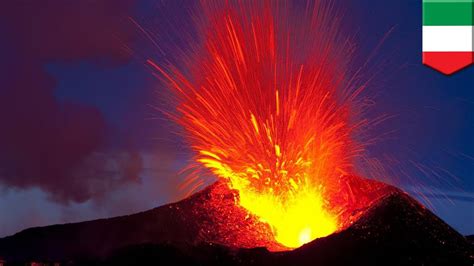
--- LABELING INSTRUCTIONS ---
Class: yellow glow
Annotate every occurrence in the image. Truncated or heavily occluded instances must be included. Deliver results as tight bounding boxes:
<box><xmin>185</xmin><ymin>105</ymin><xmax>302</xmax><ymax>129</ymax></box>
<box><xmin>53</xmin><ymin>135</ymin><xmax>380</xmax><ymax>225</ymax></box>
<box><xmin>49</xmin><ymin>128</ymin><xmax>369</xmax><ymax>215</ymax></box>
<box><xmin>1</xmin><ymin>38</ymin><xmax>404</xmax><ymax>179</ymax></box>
<box><xmin>250</xmin><ymin>114</ymin><xmax>259</xmax><ymax>134</ymax></box>
<box><xmin>236</xmin><ymin>182</ymin><xmax>337</xmax><ymax>248</ymax></box>
<box><xmin>198</xmin><ymin>155</ymin><xmax>338</xmax><ymax>249</ymax></box>
<box><xmin>298</xmin><ymin>228</ymin><xmax>312</xmax><ymax>245</ymax></box>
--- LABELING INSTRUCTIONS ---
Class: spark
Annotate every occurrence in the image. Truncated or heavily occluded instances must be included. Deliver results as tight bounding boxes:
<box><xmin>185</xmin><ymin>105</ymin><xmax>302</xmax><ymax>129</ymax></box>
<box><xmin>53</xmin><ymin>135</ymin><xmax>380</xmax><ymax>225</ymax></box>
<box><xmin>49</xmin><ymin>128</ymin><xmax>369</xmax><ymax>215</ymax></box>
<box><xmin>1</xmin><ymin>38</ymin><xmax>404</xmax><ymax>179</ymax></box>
<box><xmin>150</xmin><ymin>1</ymin><xmax>372</xmax><ymax>249</ymax></box>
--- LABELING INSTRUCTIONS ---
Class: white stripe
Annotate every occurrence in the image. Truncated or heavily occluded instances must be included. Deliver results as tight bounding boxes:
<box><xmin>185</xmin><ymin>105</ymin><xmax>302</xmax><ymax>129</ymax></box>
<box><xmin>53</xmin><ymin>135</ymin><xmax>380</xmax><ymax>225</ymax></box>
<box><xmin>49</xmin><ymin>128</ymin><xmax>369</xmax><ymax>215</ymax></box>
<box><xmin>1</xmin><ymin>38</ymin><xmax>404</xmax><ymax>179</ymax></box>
<box><xmin>423</xmin><ymin>26</ymin><xmax>473</xmax><ymax>52</ymax></box>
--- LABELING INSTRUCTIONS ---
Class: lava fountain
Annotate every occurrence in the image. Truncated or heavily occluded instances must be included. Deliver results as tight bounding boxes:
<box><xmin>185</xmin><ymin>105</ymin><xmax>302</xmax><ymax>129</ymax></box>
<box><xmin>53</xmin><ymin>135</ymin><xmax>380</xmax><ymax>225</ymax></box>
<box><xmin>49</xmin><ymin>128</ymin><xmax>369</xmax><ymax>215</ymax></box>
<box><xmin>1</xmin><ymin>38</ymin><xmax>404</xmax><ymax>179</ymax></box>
<box><xmin>149</xmin><ymin>1</ymin><xmax>373</xmax><ymax>249</ymax></box>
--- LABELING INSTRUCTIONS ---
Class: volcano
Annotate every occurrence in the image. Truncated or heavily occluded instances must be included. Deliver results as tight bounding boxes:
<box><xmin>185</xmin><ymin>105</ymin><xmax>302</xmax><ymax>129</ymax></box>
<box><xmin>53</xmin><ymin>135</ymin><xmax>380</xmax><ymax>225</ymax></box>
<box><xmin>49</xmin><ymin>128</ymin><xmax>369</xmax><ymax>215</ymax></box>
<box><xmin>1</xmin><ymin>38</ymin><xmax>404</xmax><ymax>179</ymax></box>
<box><xmin>0</xmin><ymin>176</ymin><xmax>472</xmax><ymax>265</ymax></box>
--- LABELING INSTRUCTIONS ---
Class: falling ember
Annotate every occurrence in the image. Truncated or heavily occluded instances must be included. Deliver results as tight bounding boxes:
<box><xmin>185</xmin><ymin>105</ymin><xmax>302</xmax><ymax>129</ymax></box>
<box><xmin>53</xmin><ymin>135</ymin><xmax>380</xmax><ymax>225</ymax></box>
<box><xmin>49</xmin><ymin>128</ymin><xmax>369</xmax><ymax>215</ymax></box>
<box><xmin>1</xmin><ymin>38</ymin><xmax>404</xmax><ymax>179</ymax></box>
<box><xmin>150</xmin><ymin>1</ymin><xmax>371</xmax><ymax>249</ymax></box>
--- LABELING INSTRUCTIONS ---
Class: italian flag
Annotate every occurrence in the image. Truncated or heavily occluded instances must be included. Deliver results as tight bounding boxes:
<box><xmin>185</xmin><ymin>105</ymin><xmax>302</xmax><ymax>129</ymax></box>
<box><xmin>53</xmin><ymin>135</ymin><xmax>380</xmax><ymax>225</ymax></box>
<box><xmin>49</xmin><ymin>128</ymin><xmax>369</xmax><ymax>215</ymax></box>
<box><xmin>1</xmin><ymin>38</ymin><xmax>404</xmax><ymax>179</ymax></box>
<box><xmin>423</xmin><ymin>0</ymin><xmax>474</xmax><ymax>74</ymax></box>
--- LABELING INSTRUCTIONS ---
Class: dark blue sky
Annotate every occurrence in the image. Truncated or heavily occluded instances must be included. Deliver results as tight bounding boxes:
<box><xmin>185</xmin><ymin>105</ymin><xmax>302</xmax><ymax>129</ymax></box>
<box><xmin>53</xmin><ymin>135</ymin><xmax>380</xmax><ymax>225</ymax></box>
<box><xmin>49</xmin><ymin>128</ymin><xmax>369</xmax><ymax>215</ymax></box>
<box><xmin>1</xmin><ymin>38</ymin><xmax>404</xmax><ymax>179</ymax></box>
<box><xmin>0</xmin><ymin>0</ymin><xmax>472</xmax><ymax>237</ymax></box>
<box><xmin>350</xmin><ymin>0</ymin><xmax>474</xmax><ymax>192</ymax></box>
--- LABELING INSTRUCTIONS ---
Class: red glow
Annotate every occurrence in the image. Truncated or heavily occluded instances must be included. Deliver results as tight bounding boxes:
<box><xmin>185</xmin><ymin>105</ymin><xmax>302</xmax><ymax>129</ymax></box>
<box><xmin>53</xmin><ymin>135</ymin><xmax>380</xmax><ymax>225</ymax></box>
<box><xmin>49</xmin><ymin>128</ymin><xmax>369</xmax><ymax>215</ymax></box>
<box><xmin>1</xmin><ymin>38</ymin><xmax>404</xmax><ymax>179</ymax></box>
<box><xmin>150</xmin><ymin>1</ymin><xmax>384</xmax><ymax>250</ymax></box>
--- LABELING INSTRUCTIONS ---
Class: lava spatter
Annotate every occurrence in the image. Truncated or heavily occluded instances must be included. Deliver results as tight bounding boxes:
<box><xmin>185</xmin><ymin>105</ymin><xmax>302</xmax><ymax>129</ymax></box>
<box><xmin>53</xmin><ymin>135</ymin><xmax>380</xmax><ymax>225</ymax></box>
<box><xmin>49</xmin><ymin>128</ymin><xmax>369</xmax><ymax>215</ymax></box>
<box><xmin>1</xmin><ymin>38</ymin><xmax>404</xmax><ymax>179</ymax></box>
<box><xmin>150</xmin><ymin>1</ymin><xmax>373</xmax><ymax>249</ymax></box>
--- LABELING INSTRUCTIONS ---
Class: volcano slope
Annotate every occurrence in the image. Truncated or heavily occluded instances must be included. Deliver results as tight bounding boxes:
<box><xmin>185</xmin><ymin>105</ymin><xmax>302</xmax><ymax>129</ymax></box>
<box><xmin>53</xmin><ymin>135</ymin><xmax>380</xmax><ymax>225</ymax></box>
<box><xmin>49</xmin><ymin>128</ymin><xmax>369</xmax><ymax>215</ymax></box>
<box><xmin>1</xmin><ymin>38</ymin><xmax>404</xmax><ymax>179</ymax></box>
<box><xmin>0</xmin><ymin>176</ymin><xmax>472</xmax><ymax>265</ymax></box>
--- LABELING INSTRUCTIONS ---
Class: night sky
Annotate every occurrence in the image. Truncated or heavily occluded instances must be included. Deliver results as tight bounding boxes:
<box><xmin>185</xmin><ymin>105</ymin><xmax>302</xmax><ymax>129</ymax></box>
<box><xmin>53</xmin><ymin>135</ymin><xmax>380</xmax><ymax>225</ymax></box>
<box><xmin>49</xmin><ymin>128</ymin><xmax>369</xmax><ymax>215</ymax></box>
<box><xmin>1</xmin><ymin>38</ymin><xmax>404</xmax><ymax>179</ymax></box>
<box><xmin>0</xmin><ymin>0</ymin><xmax>473</xmax><ymax>237</ymax></box>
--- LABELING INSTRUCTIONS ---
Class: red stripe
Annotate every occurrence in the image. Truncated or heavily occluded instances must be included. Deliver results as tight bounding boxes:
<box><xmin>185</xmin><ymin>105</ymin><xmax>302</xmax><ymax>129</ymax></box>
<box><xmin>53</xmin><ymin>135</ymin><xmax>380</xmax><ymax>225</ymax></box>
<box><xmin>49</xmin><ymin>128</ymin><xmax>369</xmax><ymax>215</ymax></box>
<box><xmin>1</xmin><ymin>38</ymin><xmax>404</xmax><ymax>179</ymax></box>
<box><xmin>423</xmin><ymin>52</ymin><xmax>473</xmax><ymax>75</ymax></box>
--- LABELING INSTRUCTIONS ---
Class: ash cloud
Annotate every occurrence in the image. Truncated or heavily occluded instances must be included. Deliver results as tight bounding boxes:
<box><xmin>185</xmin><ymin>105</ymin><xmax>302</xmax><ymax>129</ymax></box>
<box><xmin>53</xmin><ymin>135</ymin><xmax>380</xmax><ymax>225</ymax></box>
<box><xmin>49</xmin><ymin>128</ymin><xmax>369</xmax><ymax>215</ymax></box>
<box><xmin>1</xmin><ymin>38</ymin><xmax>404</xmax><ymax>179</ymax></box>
<box><xmin>0</xmin><ymin>0</ymin><xmax>142</xmax><ymax>203</ymax></box>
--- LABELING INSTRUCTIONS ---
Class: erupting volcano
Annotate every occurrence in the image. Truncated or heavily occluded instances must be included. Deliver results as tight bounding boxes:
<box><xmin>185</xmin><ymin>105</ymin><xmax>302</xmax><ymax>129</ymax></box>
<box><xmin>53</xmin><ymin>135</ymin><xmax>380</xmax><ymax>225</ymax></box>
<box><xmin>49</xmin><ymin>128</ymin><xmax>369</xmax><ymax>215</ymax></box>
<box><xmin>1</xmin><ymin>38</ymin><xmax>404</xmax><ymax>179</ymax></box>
<box><xmin>1</xmin><ymin>1</ymin><xmax>472</xmax><ymax>265</ymax></box>
<box><xmin>149</xmin><ymin>1</ymin><xmax>380</xmax><ymax>250</ymax></box>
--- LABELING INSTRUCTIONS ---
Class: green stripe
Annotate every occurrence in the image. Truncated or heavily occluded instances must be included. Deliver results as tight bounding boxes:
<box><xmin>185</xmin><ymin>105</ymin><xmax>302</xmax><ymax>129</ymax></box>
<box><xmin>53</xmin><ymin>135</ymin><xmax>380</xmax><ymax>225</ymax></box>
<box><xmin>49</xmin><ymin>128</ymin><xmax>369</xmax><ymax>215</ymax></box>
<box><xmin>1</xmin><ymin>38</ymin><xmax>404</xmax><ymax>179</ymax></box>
<box><xmin>423</xmin><ymin>2</ymin><xmax>474</xmax><ymax>25</ymax></box>
<box><xmin>424</xmin><ymin>0</ymin><xmax>473</xmax><ymax>2</ymax></box>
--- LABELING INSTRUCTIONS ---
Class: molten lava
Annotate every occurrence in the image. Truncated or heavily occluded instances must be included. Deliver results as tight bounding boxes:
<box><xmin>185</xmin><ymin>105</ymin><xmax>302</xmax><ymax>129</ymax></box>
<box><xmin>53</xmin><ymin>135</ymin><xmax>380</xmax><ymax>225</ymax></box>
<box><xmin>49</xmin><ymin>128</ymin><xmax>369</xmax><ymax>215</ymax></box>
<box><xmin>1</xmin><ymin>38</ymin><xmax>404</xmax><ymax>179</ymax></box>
<box><xmin>150</xmin><ymin>1</ymin><xmax>371</xmax><ymax>249</ymax></box>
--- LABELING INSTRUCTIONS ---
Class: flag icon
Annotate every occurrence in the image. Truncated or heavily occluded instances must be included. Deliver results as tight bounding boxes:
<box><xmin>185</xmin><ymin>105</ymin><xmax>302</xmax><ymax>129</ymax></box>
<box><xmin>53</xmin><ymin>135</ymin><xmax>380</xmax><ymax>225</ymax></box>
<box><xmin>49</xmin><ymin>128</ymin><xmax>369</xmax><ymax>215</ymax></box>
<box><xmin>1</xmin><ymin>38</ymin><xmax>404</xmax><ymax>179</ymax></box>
<box><xmin>423</xmin><ymin>0</ymin><xmax>474</xmax><ymax>75</ymax></box>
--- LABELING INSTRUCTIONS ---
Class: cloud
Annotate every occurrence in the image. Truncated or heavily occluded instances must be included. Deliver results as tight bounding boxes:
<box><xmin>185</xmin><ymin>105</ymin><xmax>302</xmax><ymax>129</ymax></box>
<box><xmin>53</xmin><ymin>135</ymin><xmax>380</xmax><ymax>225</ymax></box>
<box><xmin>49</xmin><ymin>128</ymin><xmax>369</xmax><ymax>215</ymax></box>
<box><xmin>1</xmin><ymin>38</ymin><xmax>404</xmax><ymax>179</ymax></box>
<box><xmin>0</xmin><ymin>0</ymin><xmax>142</xmax><ymax>203</ymax></box>
<box><xmin>0</xmin><ymin>0</ymin><xmax>134</xmax><ymax>61</ymax></box>
<box><xmin>0</xmin><ymin>151</ymin><xmax>183</xmax><ymax>237</ymax></box>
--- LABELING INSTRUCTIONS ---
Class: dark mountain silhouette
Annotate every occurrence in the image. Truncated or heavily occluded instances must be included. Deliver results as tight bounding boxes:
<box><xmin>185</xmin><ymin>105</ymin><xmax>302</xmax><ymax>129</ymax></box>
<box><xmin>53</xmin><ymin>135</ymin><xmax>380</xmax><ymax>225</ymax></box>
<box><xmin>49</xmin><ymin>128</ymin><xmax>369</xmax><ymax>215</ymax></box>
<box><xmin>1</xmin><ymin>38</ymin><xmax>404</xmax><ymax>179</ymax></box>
<box><xmin>0</xmin><ymin>181</ymin><xmax>280</xmax><ymax>262</ymax></box>
<box><xmin>0</xmin><ymin>177</ymin><xmax>472</xmax><ymax>265</ymax></box>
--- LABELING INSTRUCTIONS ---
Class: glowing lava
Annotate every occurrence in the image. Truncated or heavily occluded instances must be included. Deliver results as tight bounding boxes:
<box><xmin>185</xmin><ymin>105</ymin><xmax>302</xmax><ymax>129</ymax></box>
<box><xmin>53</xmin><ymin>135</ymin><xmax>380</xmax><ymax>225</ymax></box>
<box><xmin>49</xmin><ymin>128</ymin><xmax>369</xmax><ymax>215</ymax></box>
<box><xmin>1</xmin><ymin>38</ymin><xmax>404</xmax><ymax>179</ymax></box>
<box><xmin>234</xmin><ymin>184</ymin><xmax>337</xmax><ymax>247</ymax></box>
<box><xmin>150</xmin><ymin>1</ymin><xmax>368</xmax><ymax>249</ymax></box>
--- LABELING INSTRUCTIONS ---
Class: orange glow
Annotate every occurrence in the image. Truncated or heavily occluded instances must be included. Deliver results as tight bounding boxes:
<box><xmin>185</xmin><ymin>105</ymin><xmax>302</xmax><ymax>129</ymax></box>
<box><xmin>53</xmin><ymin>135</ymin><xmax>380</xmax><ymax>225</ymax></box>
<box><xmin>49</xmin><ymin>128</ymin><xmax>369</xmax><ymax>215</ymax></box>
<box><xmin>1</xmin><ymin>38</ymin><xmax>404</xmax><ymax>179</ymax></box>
<box><xmin>150</xmin><ymin>1</ymin><xmax>367</xmax><ymax>249</ymax></box>
<box><xmin>231</xmin><ymin>181</ymin><xmax>337</xmax><ymax>248</ymax></box>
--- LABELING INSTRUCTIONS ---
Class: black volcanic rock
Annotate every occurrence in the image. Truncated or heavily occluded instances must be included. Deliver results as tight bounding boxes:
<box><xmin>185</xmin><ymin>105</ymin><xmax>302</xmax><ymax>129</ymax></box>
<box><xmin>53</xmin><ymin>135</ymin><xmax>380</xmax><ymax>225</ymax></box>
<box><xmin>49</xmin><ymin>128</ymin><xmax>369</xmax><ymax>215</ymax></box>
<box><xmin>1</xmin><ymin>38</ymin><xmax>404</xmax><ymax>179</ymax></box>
<box><xmin>101</xmin><ymin>191</ymin><xmax>473</xmax><ymax>266</ymax></box>
<box><xmin>0</xmin><ymin>181</ymin><xmax>277</xmax><ymax>261</ymax></box>
<box><xmin>0</xmin><ymin>184</ymin><xmax>203</xmax><ymax>261</ymax></box>
<box><xmin>278</xmin><ymin>191</ymin><xmax>473</xmax><ymax>265</ymax></box>
<box><xmin>0</xmin><ymin>181</ymin><xmax>472</xmax><ymax>265</ymax></box>
<box><xmin>468</xmin><ymin>235</ymin><xmax>474</xmax><ymax>246</ymax></box>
